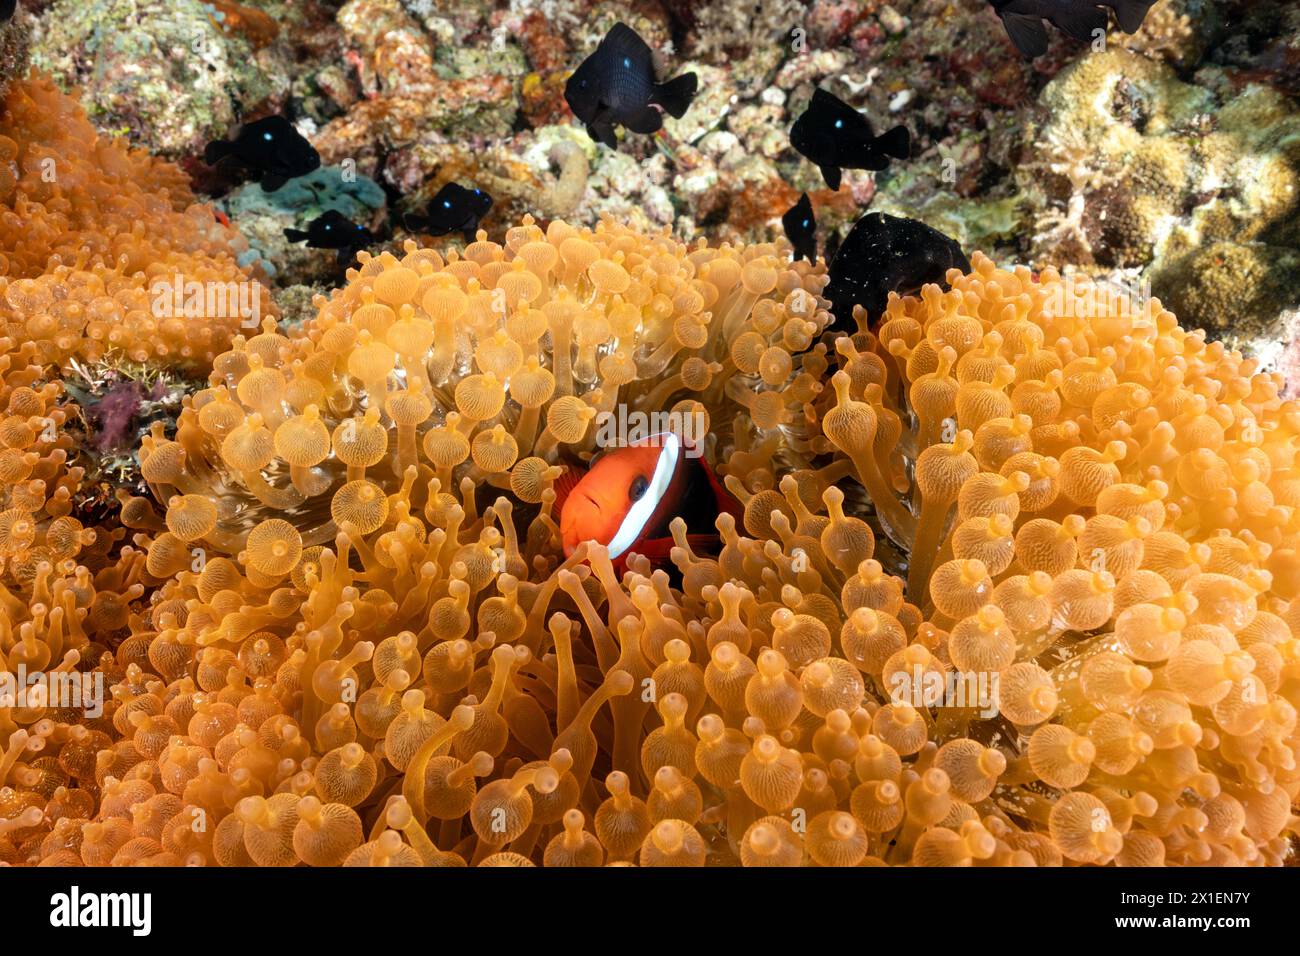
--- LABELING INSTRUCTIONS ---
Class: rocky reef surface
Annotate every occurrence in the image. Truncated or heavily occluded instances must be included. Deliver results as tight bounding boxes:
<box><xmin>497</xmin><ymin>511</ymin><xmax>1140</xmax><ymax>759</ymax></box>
<box><xmin>14</xmin><ymin>0</ymin><xmax>1298</xmax><ymax>368</ymax></box>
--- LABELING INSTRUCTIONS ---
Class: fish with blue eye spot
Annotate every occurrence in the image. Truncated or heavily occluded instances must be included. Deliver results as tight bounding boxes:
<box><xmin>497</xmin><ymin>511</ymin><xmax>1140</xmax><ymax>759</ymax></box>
<box><xmin>403</xmin><ymin>182</ymin><xmax>494</xmax><ymax>243</ymax></box>
<box><xmin>781</xmin><ymin>193</ymin><xmax>818</xmax><ymax>264</ymax></box>
<box><xmin>203</xmin><ymin>116</ymin><xmax>320</xmax><ymax>193</ymax></box>
<box><xmin>283</xmin><ymin>210</ymin><xmax>375</xmax><ymax>267</ymax></box>
<box><xmin>789</xmin><ymin>88</ymin><xmax>910</xmax><ymax>191</ymax></box>
<box><xmin>564</xmin><ymin>22</ymin><xmax>698</xmax><ymax>150</ymax></box>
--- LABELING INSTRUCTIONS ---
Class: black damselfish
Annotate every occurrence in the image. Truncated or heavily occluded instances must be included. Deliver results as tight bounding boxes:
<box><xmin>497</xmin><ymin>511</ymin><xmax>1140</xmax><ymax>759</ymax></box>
<box><xmin>405</xmin><ymin>183</ymin><xmax>493</xmax><ymax>243</ymax></box>
<box><xmin>781</xmin><ymin>193</ymin><xmax>817</xmax><ymax>264</ymax></box>
<box><xmin>1</xmin><ymin>1</ymin><xmax>16</xmax><ymax>24</ymax></box>
<box><xmin>989</xmin><ymin>1</ymin><xmax>1157</xmax><ymax>58</ymax></box>
<box><xmin>204</xmin><ymin>116</ymin><xmax>320</xmax><ymax>193</ymax></box>
<box><xmin>824</xmin><ymin>212</ymin><xmax>970</xmax><ymax>332</ymax></box>
<box><xmin>565</xmin><ymin>22</ymin><xmax>698</xmax><ymax>149</ymax></box>
<box><xmin>789</xmin><ymin>88</ymin><xmax>910</xmax><ymax>191</ymax></box>
<box><xmin>284</xmin><ymin>210</ymin><xmax>374</xmax><ymax>266</ymax></box>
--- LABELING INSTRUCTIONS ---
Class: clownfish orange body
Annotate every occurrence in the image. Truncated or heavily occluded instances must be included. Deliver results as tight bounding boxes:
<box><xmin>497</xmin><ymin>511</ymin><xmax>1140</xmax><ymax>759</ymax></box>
<box><xmin>556</xmin><ymin>432</ymin><xmax>741</xmax><ymax>566</ymax></box>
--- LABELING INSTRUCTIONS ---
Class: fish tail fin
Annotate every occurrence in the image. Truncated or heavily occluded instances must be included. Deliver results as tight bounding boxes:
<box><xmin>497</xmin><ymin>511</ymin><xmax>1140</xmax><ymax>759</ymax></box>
<box><xmin>283</xmin><ymin>228</ymin><xmax>308</xmax><ymax>242</ymax></box>
<box><xmin>203</xmin><ymin>140</ymin><xmax>231</xmax><ymax>165</ymax></box>
<box><xmin>877</xmin><ymin>124</ymin><xmax>910</xmax><ymax>161</ymax></box>
<box><xmin>653</xmin><ymin>71</ymin><xmax>698</xmax><ymax>119</ymax></box>
<box><xmin>1053</xmin><ymin>4</ymin><xmax>1108</xmax><ymax>43</ymax></box>
<box><xmin>1109</xmin><ymin>0</ymin><xmax>1155</xmax><ymax>33</ymax></box>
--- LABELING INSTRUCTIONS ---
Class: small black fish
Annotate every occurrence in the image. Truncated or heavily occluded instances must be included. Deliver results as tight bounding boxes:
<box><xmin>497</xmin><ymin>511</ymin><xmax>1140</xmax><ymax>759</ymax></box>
<box><xmin>565</xmin><ymin>22</ymin><xmax>698</xmax><ymax>149</ymax></box>
<box><xmin>781</xmin><ymin>193</ymin><xmax>817</xmax><ymax>264</ymax></box>
<box><xmin>824</xmin><ymin>212</ymin><xmax>970</xmax><ymax>333</ymax></box>
<box><xmin>989</xmin><ymin>1</ymin><xmax>1156</xmax><ymax>58</ymax></box>
<box><xmin>789</xmin><ymin>89</ymin><xmax>910</xmax><ymax>192</ymax></box>
<box><xmin>284</xmin><ymin>210</ymin><xmax>374</xmax><ymax>266</ymax></box>
<box><xmin>204</xmin><ymin>116</ymin><xmax>320</xmax><ymax>193</ymax></box>
<box><xmin>1</xmin><ymin>1</ymin><xmax>17</xmax><ymax>24</ymax></box>
<box><xmin>404</xmin><ymin>183</ymin><xmax>493</xmax><ymax>243</ymax></box>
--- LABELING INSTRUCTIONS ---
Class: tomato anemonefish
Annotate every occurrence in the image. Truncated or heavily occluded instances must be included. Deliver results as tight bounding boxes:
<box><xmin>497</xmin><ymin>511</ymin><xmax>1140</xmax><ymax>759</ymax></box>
<box><xmin>556</xmin><ymin>432</ymin><xmax>742</xmax><ymax>566</ymax></box>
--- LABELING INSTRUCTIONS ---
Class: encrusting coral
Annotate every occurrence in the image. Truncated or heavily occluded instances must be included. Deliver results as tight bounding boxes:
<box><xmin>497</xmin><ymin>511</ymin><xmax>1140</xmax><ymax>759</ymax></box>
<box><xmin>1</xmin><ymin>207</ymin><xmax>1298</xmax><ymax>867</ymax></box>
<box><xmin>0</xmin><ymin>76</ymin><xmax>277</xmax><ymax>371</ymax></box>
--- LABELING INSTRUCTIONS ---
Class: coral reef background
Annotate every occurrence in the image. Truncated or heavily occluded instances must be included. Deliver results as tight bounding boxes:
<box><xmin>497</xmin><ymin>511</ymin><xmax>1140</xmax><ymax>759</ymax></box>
<box><xmin>15</xmin><ymin>0</ymin><xmax>1300</xmax><ymax>361</ymax></box>
<box><xmin>0</xmin><ymin>0</ymin><xmax>1297</xmax><ymax>868</ymax></box>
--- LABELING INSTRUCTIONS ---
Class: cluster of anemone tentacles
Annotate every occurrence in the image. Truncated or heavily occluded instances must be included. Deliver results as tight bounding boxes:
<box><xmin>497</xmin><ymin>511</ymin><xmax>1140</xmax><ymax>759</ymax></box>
<box><xmin>0</xmin><ymin>76</ymin><xmax>275</xmax><ymax>370</ymax></box>
<box><xmin>1</xmin><ymin>208</ymin><xmax>1297</xmax><ymax>866</ymax></box>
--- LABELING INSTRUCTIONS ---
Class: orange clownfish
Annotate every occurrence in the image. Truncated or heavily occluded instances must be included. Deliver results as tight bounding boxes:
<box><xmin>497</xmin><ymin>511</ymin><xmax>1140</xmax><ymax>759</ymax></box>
<box><xmin>555</xmin><ymin>432</ymin><xmax>742</xmax><ymax>566</ymax></box>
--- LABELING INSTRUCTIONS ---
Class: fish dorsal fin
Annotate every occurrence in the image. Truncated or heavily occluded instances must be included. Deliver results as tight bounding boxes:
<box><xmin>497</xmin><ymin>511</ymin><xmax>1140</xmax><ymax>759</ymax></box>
<box><xmin>602</xmin><ymin>22</ymin><xmax>656</xmax><ymax>73</ymax></box>
<box><xmin>814</xmin><ymin>88</ymin><xmax>870</xmax><ymax>136</ymax></box>
<box><xmin>810</xmin><ymin>88</ymin><xmax>842</xmax><ymax>113</ymax></box>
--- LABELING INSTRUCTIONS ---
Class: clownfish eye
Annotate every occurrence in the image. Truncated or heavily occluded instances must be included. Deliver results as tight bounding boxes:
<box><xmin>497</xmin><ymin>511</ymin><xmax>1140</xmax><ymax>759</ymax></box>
<box><xmin>629</xmin><ymin>475</ymin><xmax>648</xmax><ymax>501</ymax></box>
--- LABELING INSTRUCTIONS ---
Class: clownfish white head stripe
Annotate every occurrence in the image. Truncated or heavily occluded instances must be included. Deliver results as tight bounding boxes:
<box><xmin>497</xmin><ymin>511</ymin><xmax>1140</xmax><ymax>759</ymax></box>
<box><xmin>556</xmin><ymin>429</ymin><xmax>742</xmax><ymax>567</ymax></box>
<box><xmin>604</xmin><ymin>431</ymin><xmax>680</xmax><ymax>559</ymax></box>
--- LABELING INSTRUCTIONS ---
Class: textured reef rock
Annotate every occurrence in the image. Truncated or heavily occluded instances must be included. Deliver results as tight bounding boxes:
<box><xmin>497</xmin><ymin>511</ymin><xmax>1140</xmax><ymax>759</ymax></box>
<box><xmin>312</xmin><ymin>0</ymin><xmax>522</xmax><ymax>180</ymax></box>
<box><xmin>1111</xmin><ymin>0</ymin><xmax>1219</xmax><ymax>67</ymax></box>
<box><xmin>1019</xmin><ymin>49</ymin><xmax>1300</xmax><ymax>345</ymax></box>
<box><xmin>219</xmin><ymin>165</ymin><xmax>388</xmax><ymax>286</ymax></box>
<box><xmin>15</xmin><ymin>0</ymin><xmax>1298</xmax><ymax>322</ymax></box>
<box><xmin>27</xmin><ymin>0</ymin><xmax>294</xmax><ymax>159</ymax></box>
<box><xmin>0</xmin><ymin>4</ymin><xmax>28</xmax><ymax>101</ymax></box>
<box><xmin>864</xmin><ymin>1</ymin><xmax>1300</xmax><ymax>364</ymax></box>
<box><xmin>1153</xmin><ymin>242</ymin><xmax>1300</xmax><ymax>371</ymax></box>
